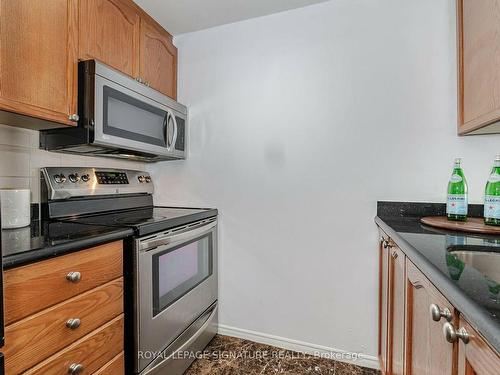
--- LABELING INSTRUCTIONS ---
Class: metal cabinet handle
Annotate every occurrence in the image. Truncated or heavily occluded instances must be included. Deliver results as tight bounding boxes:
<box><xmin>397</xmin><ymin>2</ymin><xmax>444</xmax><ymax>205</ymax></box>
<box><xmin>66</xmin><ymin>271</ymin><xmax>81</xmax><ymax>283</ymax></box>
<box><xmin>66</xmin><ymin>318</ymin><xmax>81</xmax><ymax>330</ymax></box>
<box><xmin>68</xmin><ymin>114</ymin><xmax>79</xmax><ymax>122</ymax></box>
<box><xmin>429</xmin><ymin>304</ymin><xmax>452</xmax><ymax>322</ymax></box>
<box><xmin>391</xmin><ymin>251</ymin><xmax>398</xmax><ymax>259</ymax></box>
<box><xmin>443</xmin><ymin>322</ymin><xmax>469</xmax><ymax>344</ymax></box>
<box><xmin>382</xmin><ymin>239</ymin><xmax>392</xmax><ymax>249</ymax></box>
<box><xmin>68</xmin><ymin>363</ymin><xmax>84</xmax><ymax>374</ymax></box>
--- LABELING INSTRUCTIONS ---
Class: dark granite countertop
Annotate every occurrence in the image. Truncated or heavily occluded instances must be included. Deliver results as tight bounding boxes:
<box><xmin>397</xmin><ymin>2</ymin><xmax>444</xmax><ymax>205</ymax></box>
<box><xmin>2</xmin><ymin>219</ymin><xmax>134</xmax><ymax>269</ymax></box>
<box><xmin>376</xmin><ymin>202</ymin><xmax>500</xmax><ymax>353</ymax></box>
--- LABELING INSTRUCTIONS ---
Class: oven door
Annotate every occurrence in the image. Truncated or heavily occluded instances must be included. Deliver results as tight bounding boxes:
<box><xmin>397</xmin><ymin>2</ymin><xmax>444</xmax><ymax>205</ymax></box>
<box><xmin>135</xmin><ymin>220</ymin><xmax>217</xmax><ymax>373</ymax></box>
<box><xmin>92</xmin><ymin>72</ymin><xmax>186</xmax><ymax>159</ymax></box>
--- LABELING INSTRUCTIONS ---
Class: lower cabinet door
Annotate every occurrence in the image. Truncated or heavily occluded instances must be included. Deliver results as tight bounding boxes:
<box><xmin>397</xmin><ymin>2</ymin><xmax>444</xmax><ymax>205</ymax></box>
<box><xmin>94</xmin><ymin>352</ymin><xmax>125</xmax><ymax>375</ymax></box>
<box><xmin>405</xmin><ymin>260</ymin><xmax>456</xmax><ymax>375</ymax></box>
<box><xmin>388</xmin><ymin>245</ymin><xmax>405</xmax><ymax>375</ymax></box>
<box><xmin>457</xmin><ymin>318</ymin><xmax>500</xmax><ymax>375</ymax></box>
<box><xmin>378</xmin><ymin>232</ymin><xmax>390</xmax><ymax>374</ymax></box>
<box><xmin>23</xmin><ymin>315</ymin><xmax>123</xmax><ymax>375</ymax></box>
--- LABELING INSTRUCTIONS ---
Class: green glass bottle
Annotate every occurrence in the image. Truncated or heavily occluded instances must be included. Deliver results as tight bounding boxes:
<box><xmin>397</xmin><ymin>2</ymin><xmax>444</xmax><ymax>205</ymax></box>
<box><xmin>446</xmin><ymin>158</ymin><xmax>468</xmax><ymax>221</ymax></box>
<box><xmin>484</xmin><ymin>155</ymin><xmax>500</xmax><ymax>226</ymax></box>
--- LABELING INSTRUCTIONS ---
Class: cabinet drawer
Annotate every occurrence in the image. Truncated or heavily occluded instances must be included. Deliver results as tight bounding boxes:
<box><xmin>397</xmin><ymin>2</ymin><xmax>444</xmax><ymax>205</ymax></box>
<box><xmin>4</xmin><ymin>278</ymin><xmax>123</xmax><ymax>374</ymax></box>
<box><xmin>94</xmin><ymin>352</ymin><xmax>124</xmax><ymax>375</ymax></box>
<box><xmin>4</xmin><ymin>241</ymin><xmax>123</xmax><ymax>324</ymax></box>
<box><xmin>23</xmin><ymin>314</ymin><xmax>124</xmax><ymax>375</ymax></box>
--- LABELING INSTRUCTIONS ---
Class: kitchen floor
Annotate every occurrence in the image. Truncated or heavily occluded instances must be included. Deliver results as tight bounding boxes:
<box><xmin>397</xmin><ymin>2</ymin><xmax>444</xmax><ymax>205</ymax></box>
<box><xmin>185</xmin><ymin>335</ymin><xmax>380</xmax><ymax>374</ymax></box>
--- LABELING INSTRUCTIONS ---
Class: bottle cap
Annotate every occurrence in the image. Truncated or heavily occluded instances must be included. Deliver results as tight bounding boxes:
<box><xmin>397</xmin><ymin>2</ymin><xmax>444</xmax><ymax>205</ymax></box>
<box><xmin>495</xmin><ymin>155</ymin><xmax>500</xmax><ymax>161</ymax></box>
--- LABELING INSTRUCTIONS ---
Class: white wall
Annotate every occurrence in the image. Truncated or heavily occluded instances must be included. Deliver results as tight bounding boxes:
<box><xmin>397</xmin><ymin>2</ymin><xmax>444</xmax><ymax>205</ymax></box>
<box><xmin>147</xmin><ymin>0</ymin><xmax>500</xmax><ymax>365</ymax></box>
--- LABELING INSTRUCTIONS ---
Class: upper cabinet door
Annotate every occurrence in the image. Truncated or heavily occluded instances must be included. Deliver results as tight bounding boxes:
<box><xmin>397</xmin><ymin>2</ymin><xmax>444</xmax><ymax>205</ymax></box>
<box><xmin>458</xmin><ymin>0</ymin><xmax>500</xmax><ymax>135</ymax></box>
<box><xmin>0</xmin><ymin>0</ymin><xmax>78</xmax><ymax>126</ymax></box>
<box><xmin>79</xmin><ymin>0</ymin><xmax>140</xmax><ymax>78</ymax></box>
<box><xmin>139</xmin><ymin>18</ymin><xmax>177</xmax><ymax>99</ymax></box>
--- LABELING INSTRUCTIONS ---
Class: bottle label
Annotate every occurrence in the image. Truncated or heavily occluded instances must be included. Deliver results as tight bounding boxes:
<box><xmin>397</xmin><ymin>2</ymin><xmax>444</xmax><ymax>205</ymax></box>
<box><xmin>447</xmin><ymin>194</ymin><xmax>468</xmax><ymax>215</ymax></box>
<box><xmin>450</xmin><ymin>174</ymin><xmax>463</xmax><ymax>183</ymax></box>
<box><xmin>484</xmin><ymin>195</ymin><xmax>500</xmax><ymax>219</ymax></box>
<box><xmin>488</xmin><ymin>173</ymin><xmax>500</xmax><ymax>183</ymax></box>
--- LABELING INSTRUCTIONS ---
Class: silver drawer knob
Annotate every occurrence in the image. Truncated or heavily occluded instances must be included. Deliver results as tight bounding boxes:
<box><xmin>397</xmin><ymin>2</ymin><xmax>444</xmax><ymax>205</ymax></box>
<box><xmin>68</xmin><ymin>363</ymin><xmax>84</xmax><ymax>374</ymax></box>
<box><xmin>429</xmin><ymin>304</ymin><xmax>452</xmax><ymax>322</ymax></box>
<box><xmin>66</xmin><ymin>318</ymin><xmax>81</xmax><ymax>330</ymax></box>
<box><xmin>443</xmin><ymin>322</ymin><xmax>469</xmax><ymax>344</ymax></box>
<box><xmin>68</xmin><ymin>114</ymin><xmax>79</xmax><ymax>122</ymax></box>
<box><xmin>66</xmin><ymin>271</ymin><xmax>81</xmax><ymax>283</ymax></box>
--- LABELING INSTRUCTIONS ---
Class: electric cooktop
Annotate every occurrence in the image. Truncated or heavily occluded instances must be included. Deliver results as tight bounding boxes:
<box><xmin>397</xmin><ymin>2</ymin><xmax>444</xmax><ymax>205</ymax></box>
<box><xmin>61</xmin><ymin>206</ymin><xmax>218</xmax><ymax>236</ymax></box>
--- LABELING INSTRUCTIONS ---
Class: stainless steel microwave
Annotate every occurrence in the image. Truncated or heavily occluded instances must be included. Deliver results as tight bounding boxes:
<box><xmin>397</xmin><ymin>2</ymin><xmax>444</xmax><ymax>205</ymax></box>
<box><xmin>40</xmin><ymin>60</ymin><xmax>187</xmax><ymax>162</ymax></box>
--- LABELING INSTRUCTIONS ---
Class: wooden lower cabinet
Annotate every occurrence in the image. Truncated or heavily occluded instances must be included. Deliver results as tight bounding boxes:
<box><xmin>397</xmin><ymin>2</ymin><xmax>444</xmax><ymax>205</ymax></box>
<box><xmin>378</xmin><ymin>233</ymin><xmax>390</xmax><ymax>374</ymax></box>
<box><xmin>405</xmin><ymin>260</ymin><xmax>456</xmax><ymax>375</ymax></box>
<box><xmin>94</xmin><ymin>352</ymin><xmax>125</xmax><ymax>375</ymax></box>
<box><xmin>379</xmin><ymin>230</ymin><xmax>406</xmax><ymax>375</ymax></box>
<box><xmin>24</xmin><ymin>315</ymin><xmax>124</xmax><ymax>375</ymax></box>
<box><xmin>457</xmin><ymin>318</ymin><xmax>500</xmax><ymax>375</ymax></box>
<box><xmin>3</xmin><ymin>240</ymin><xmax>124</xmax><ymax>374</ymax></box>
<box><xmin>4</xmin><ymin>241</ymin><xmax>123</xmax><ymax>325</ymax></box>
<box><xmin>4</xmin><ymin>278</ymin><xmax>123</xmax><ymax>374</ymax></box>
<box><xmin>388</xmin><ymin>245</ymin><xmax>405</xmax><ymax>375</ymax></box>
<box><xmin>377</xmin><ymin>229</ymin><xmax>500</xmax><ymax>375</ymax></box>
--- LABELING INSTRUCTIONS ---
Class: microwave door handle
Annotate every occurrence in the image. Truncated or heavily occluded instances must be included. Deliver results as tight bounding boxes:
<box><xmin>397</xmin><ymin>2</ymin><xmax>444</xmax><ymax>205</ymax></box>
<box><xmin>163</xmin><ymin>112</ymin><xmax>170</xmax><ymax>148</ymax></box>
<box><xmin>171</xmin><ymin>113</ymin><xmax>178</xmax><ymax>150</ymax></box>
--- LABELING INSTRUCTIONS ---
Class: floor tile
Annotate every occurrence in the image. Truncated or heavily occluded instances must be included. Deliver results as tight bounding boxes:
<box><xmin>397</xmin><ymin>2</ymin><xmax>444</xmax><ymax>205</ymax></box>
<box><xmin>185</xmin><ymin>335</ymin><xmax>380</xmax><ymax>375</ymax></box>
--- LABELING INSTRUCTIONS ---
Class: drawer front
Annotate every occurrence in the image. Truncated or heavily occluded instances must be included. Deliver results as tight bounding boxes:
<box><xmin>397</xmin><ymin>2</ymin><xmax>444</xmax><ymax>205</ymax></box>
<box><xmin>94</xmin><ymin>352</ymin><xmax>125</xmax><ymax>375</ymax></box>
<box><xmin>4</xmin><ymin>278</ymin><xmax>123</xmax><ymax>374</ymax></box>
<box><xmin>23</xmin><ymin>314</ymin><xmax>124</xmax><ymax>375</ymax></box>
<box><xmin>4</xmin><ymin>240</ymin><xmax>123</xmax><ymax>324</ymax></box>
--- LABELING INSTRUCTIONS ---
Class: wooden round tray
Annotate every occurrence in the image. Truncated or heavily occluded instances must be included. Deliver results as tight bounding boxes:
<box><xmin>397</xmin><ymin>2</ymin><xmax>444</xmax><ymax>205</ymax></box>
<box><xmin>420</xmin><ymin>216</ymin><xmax>500</xmax><ymax>235</ymax></box>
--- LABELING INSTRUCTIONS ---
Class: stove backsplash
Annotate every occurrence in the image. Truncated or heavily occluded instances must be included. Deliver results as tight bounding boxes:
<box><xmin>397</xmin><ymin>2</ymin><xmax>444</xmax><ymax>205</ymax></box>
<box><xmin>0</xmin><ymin>124</ymin><xmax>146</xmax><ymax>204</ymax></box>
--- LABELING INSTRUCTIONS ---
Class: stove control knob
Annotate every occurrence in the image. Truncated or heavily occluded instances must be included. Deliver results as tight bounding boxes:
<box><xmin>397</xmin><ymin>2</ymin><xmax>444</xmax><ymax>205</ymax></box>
<box><xmin>68</xmin><ymin>173</ymin><xmax>80</xmax><ymax>183</ymax></box>
<box><xmin>81</xmin><ymin>174</ymin><xmax>90</xmax><ymax>182</ymax></box>
<box><xmin>145</xmin><ymin>176</ymin><xmax>151</xmax><ymax>183</ymax></box>
<box><xmin>138</xmin><ymin>175</ymin><xmax>146</xmax><ymax>183</ymax></box>
<box><xmin>54</xmin><ymin>174</ymin><xmax>66</xmax><ymax>184</ymax></box>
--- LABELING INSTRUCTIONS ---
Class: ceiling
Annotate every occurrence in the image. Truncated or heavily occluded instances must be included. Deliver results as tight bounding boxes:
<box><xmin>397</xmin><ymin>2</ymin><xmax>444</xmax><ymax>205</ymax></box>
<box><xmin>134</xmin><ymin>0</ymin><xmax>330</xmax><ymax>35</ymax></box>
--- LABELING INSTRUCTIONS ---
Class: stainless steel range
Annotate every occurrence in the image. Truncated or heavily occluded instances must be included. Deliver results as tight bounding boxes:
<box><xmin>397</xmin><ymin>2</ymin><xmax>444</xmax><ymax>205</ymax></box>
<box><xmin>40</xmin><ymin>167</ymin><xmax>218</xmax><ymax>375</ymax></box>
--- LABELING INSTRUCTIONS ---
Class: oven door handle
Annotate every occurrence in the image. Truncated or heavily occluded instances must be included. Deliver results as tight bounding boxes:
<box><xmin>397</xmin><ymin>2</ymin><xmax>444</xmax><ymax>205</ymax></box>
<box><xmin>139</xmin><ymin>220</ymin><xmax>217</xmax><ymax>252</ymax></box>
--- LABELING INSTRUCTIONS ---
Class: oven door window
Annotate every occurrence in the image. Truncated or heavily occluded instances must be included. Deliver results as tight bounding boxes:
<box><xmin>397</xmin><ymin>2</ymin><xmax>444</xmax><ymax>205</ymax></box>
<box><xmin>103</xmin><ymin>85</ymin><xmax>168</xmax><ymax>147</ymax></box>
<box><xmin>152</xmin><ymin>234</ymin><xmax>213</xmax><ymax>316</ymax></box>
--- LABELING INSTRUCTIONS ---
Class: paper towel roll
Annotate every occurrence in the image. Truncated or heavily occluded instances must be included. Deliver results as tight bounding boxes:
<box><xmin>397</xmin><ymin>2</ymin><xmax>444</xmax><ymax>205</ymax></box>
<box><xmin>0</xmin><ymin>189</ymin><xmax>30</xmax><ymax>229</ymax></box>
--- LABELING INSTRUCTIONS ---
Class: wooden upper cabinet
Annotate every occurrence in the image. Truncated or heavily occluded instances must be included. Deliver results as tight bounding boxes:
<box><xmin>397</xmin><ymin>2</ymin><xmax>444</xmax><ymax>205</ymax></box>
<box><xmin>457</xmin><ymin>0</ymin><xmax>500</xmax><ymax>134</ymax></box>
<box><xmin>79</xmin><ymin>0</ymin><xmax>140</xmax><ymax>78</ymax></box>
<box><xmin>457</xmin><ymin>318</ymin><xmax>500</xmax><ymax>375</ymax></box>
<box><xmin>405</xmin><ymin>260</ymin><xmax>456</xmax><ymax>375</ymax></box>
<box><xmin>0</xmin><ymin>0</ymin><xmax>78</xmax><ymax>126</ymax></box>
<box><xmin>139</xmin><ymin>17</ymin><xmax>178</xmax><ymax>99</ymax></box>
